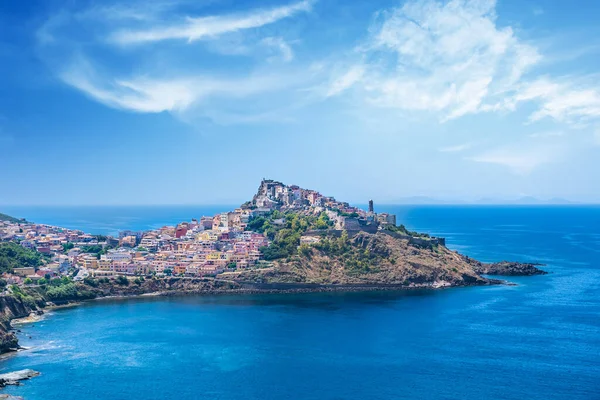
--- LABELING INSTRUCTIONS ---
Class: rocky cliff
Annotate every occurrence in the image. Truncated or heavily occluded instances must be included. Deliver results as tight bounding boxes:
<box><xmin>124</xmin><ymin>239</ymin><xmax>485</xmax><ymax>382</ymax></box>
<box><xmin>470</xmin><ymin>260</ymin><xmax>547</xmax><ymax>276</ymax></box>
<box><xmin>224</xmin><ymin>231</ymin><xmax>537</xmax><ymax>288</ymax></box>
<box><xmin>0</xmin><ymin>296</ymin><xmax>35</xmax><ymax>354</ymax></box>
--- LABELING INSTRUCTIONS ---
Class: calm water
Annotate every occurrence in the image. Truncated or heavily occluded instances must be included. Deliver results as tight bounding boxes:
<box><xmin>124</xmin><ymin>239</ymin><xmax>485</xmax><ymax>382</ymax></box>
<box><xmin>1</xmin><ymin>205</ymin><xmax>235</xmax><ymax>236</ymax></box>
<box><xmin>1</xmin><ymin>205</ymin><xmax>600</xmax><ymax>400</ymax></box>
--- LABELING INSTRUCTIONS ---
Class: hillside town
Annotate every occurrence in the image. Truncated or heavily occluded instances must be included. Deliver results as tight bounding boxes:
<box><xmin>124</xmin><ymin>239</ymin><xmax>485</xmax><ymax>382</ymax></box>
<box><xmin>0</xmin><ymin>180</ymin><xmax>398</xmax><ymax>284</ymax></box>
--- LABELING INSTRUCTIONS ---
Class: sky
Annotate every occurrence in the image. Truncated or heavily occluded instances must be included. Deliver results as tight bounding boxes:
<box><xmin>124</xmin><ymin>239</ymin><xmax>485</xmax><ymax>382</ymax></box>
<box><xmin>0</xmin><ymin>0</ymin><xmax>599</xmax><ymax>205</ymax></box>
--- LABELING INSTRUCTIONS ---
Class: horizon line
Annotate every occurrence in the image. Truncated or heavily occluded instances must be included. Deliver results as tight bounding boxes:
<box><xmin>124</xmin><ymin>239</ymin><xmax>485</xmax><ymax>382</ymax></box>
<box><xmin>2</xmin><ymin>202</ymin><xmax>600</xmax><ymax>208</ymax></box>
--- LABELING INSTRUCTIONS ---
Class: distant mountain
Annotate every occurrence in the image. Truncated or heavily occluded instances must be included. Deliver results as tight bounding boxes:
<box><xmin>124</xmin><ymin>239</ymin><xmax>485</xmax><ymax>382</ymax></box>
<box><xmin>384</xmin><ymin>196</ymin><xmax>579</xmax><ymax>205</ymax></box>
<box><xmin>387</xmin><ymin>196</ymin><xmax>460</xmax><ymax>205</ymax></box>
<box><xmin>546</xmin><ymin>197</ymin><xmax>575</xmax><ymax>205</ymax></box>
<box><xmin>474</xmin><ymin>196</ymin><xmax>577</xmax><ymax>205</ymax></box>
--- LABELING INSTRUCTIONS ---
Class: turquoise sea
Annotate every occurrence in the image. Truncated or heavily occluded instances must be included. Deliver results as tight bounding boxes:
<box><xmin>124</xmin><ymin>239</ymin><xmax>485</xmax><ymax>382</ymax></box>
<box><xmin>1</xmin><ymin>205</ymin><xmax>600</xmax><ymax>399</ymax></box>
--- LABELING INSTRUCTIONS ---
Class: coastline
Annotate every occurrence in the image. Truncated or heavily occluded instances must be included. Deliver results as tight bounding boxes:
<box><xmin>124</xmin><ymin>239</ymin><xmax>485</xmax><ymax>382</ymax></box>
<box><xmin>3</xmin><ymin>276</ymin><xmax>510</xmax><ymax>341</ymax></box>
<box><xmin>0</xmin><ymin>256</ymin><xmax>546</xmax><ymax>361</ymax></box>
<box><xmin>0</xmin><ymin>268</ymin><xmax>547</xmax><ymax>396</ymax></box>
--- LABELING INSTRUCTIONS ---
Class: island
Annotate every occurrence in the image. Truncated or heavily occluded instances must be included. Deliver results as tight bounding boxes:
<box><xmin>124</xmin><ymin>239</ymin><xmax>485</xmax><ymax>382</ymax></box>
<box><xmin>0</xmin><ymin>179</ymin><xmax>546</xmax><ymax>355</ymax></box>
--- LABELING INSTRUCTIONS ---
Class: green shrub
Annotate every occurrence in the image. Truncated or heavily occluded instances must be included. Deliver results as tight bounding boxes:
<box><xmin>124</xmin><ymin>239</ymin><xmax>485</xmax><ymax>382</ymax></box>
<box><xmin>83</xmin><ymin>276</ymin><xmax>98</xmax><ymax>287</ymax></box>
<box><xmin>115</xmin><ymin>276</ymin><xmax>129</xmax><ymax>286</ymax></box>
<box><xmin>0</xmin><ymin>243</ymin><xmax>44</xmax><ymax>273</ymax></box>
<box><xmin>45</xmin><ymin>283</ymin><xmax>78</xmax><ymax>301</ymax></box>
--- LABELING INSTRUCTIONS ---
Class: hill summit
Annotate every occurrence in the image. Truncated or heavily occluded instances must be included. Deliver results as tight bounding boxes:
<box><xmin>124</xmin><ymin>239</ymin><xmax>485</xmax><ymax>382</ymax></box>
<box><xmin>221</xmin><ymin>179</ymin><xmax>545</xmax><ymax>288</ymax></box>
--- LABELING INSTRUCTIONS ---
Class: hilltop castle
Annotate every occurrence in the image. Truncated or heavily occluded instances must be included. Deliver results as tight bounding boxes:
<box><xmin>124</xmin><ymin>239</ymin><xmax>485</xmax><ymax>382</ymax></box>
<box><xmin>247</xmin><ymin>179</ymin><xmax>396</xmax><ymax>234</ymax></box>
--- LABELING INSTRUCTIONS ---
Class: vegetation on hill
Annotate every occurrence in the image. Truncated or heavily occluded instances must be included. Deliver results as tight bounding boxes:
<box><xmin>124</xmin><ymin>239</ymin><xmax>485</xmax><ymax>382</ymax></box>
<box><xmin>247</xmin><ymin>211</ymin><xmax>332</xmax><ymax>260</ymax></box>
<box><xmin>308</xmin><ymin>231</ymin><xmax>386</xmax><ymax>275</ymax></box>
<box><xmin>0</xmin><ymin>213</ymin><xmax>26</xmax><ymax>224</ymax></box>
<box><xmin>15</xmin><ymin>276</ymin><xmax>96</xmax><ymax>304</ymax></box>
<box><xmin>247</xmin><ymin>209</ymin><xmax>436</xmax><ymax>263</ymax></box>
<box><xmin>228</xmin><ymin>230</ymin><xmax>489</xmax><ymax>287</ymax></box>
<box><xmin>382</xmin><ymin>223</ymin><xmax>430</xmax><ymax>238</ymax></box>
<box><xmin>0</xmin><ymin>243</ymin><xmax>45</xmax><ymax>274</ymax></box>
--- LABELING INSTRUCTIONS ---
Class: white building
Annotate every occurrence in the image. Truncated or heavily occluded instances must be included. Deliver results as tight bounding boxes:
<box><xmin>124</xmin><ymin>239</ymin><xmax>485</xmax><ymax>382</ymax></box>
<box><xmin>104</xmin><ymin>249</ymin><xmax>133</xmax><ymax>262</ymax></box>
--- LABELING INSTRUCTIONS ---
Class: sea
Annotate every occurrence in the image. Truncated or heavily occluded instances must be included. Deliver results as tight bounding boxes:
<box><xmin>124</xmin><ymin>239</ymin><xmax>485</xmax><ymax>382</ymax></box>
<box><xmin>1</xmin><ymin>205</ymin><xmax>599</xmax><ymax>400</ymax></box>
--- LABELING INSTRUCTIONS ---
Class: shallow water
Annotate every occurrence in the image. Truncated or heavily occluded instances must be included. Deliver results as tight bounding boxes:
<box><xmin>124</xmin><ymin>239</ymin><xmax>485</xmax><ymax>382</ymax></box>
<box><xmin>1</xmin><ymin>206</ymin><xmax>599</xmax><ymax>399</ymax></box>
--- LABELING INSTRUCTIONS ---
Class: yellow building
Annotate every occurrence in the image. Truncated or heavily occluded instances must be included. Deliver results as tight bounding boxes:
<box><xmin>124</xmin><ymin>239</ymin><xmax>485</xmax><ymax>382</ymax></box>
<box><xmin>82</xmin><ymin>258</ymin><xmax>98</xmax><ymax>269</ymax></box>
<box><xmin>97</xmin><ymin>259</ymin><xmax>112</xmax><ymax>271</ymax></box>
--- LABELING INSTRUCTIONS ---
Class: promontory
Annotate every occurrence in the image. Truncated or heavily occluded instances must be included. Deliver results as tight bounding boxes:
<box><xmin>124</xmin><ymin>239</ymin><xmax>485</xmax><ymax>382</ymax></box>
<box><xmin>0</xmin><ymin>179</ymin><xmax>546</xmax><ymax>353</ymax></box>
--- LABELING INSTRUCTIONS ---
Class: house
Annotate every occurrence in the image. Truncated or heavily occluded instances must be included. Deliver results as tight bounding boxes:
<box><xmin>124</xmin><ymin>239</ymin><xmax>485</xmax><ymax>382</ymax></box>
<box><xmin>13</xmin><ymin>267</ymin><xmax>36</xmax><ymax>277</ymax></box>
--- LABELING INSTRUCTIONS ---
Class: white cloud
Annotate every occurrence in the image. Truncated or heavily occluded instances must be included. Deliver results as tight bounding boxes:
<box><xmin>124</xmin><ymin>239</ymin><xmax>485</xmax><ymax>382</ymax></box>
<box><xmin>528</xmin><ymin>131</ymin><xmax>564</xmax><ymax>138</ymax></box>
<box><xmin>326</xmin><ymin>0</ymin><xmax>541</xmax><ymax>120</ymax></box>
<box><xmin>439</xmin><ymin>142</ymin><xmax>473</xmax><ymax>152</ymax></box>
<box><xmin>515</xmin><ymin>78</ymin><xmax>600</xmax><ymax>125</ymax></box>
<box><xmin>35</xmin><ymin>0</ymin><xmax>315</xmax><ymax>123</ymax></box>
<box><xmin>321</xmin><ymin>0</ymin><xmax>600</xmax><ymax>131</ymax></box>
<box><xmin>36</xmin><ymin>0</ymin><xmax>600</xmax><ymax>134</ymax></box>
<box><xmin>469</xmin><ymin>142</ymin><xmax>563</xmax><ymax>174</ymax></box>
<box><xmin>262</xmin><ymin>37</ymin><xmax>294</xmax><ymax>62</ymax></box>
<box><xmin>326</xmin><ymin>66</ymin><xmax>365</xmax><ymax>97</ymax></box>
<box><xmin>110</xmin><ymin>0</ymin><xmax>313</xmax><ymax>45</ymax></box>
<box><xmin>60</xmin><ymin>57</ymin><xmax>290</xmax><ymax>114</ymax></box>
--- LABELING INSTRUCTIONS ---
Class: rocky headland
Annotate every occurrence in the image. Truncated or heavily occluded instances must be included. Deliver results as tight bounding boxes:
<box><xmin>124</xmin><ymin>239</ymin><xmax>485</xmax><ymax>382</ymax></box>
<box><xmin>223</xmin><ymin>230</ymin><xmax>546</xmax><ymax>287</ymax></box>
<box><xmin>0</xmin><ymin>181</ymin><xmax>548</xmax><ymax>357</ymax></box>
<box><xmin>0</xmin><ymin>241</ymin><xmax>546</xmax><ymax>356</ymax></box>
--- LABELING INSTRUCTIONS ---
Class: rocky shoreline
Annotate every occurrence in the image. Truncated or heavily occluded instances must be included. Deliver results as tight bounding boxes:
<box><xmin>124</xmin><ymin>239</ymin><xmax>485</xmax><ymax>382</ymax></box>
<box><xmin>473</xmin><ymin>261</ymin><xmax>548</xmax><ymax>276</ymax></box>
<box><xmin>0</xmin><ymin>262</ymin><xmax>545</xmax><ymax>355</ymax></box>
<box><xmin>0</xmin><ymin>261</ymin><xmax>546</xmax><ymax>395</ymax></box>
<box><xmin>0</xmin><ymin>370</ymin><xmax>40</xmax><ymax>388</ymax></box>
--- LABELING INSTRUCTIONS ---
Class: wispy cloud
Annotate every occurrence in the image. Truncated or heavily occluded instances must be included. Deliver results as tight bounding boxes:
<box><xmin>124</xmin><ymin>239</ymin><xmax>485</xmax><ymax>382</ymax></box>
<box><xmin>110</xmin><ymin>0</ymin><xmax>314</xmax><ymax>45</ymax></box>
<box><xmin>35</xmin><ymin>0</ymin><xmax>600</xmax><ymax>137</ymax></box>
<box><xmin>261</xmin><ymin>37</ymin><xmax>295</xmax><ymax>62</ymax></box>
<box><xmin>439</xmin><ymin>142</ymin><xmax>473</xmax><ymax>153</ymax></box>
<box><xmin>468</xmin><ymin>135</ymin><xmax>569</xmax><ymax>174</ymax></box>
<box><xmin>326</xmin><ymin>0</ymin><xmax>541</xmax><ymax>120</ymax></box>
<box><xmin>36</xmin><ymin>0</ymin><xmax>315</xmax><ymax>121</ymax></box>
<box><xmin>515</xmin><ymin>77</ymin><xmax>600</xmax><ymax>126</ymax></box>
<box><xmin>60</xmin><ymin>56</ymin><xmax>295</xmax><ymax>114</ymax></box>
<box><xmin>326</xmin><ymin>65</ymin><xmax>365</xmax><ymax>97</ymax></box>
<box><xmin>528</xmin><ymin>131</ymin><xmax>564</xmax><ymax>138</ymax></box>
<box><xmin>322</xmin><ymin>0</ymin><xmax>600</xmax><ymax>131</ymax></box>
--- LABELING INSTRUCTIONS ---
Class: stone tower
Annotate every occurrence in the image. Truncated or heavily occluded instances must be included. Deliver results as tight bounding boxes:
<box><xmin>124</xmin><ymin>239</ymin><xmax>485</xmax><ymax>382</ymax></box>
<box><xmin>368</xmin><ymin>199</ymin><xmax>374</xmax><ymax>213</ymax></box>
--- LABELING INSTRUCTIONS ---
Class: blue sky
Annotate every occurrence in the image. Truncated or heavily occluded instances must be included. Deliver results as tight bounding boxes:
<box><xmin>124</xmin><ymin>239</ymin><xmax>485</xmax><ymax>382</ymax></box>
<box><xmin>1</xmin><ymin>0</ymin><xmax>599</xmax><ymax>205</ymax></box>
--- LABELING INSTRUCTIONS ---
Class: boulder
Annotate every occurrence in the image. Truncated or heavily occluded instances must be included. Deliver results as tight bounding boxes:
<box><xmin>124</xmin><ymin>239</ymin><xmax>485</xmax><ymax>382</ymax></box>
<box><xmin>0</xmin><ymin>369</ymin><xmax>40</xmax><ymax>387</ymax></box>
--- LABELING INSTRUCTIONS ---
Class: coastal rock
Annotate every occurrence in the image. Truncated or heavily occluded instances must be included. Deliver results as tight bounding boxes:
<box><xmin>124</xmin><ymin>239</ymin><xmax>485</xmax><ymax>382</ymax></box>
<box><xmin>0</xmin><ymin>395</ymin><xmax>24</xmax><ymax>400</ymax></box>
<box><xmin>0</xmin><ymin>296</ymin><xmax>36</xmax><ymax>354</ymax></box>
<box><xmin>0</xmin><ymin>369</ymin><xmax>40</xmax><ymax>387</ymax></box>
<box><xmin>473</xmin><ymin>261</ymin><xmax>547</xmax><ymax>276</ymax></box>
